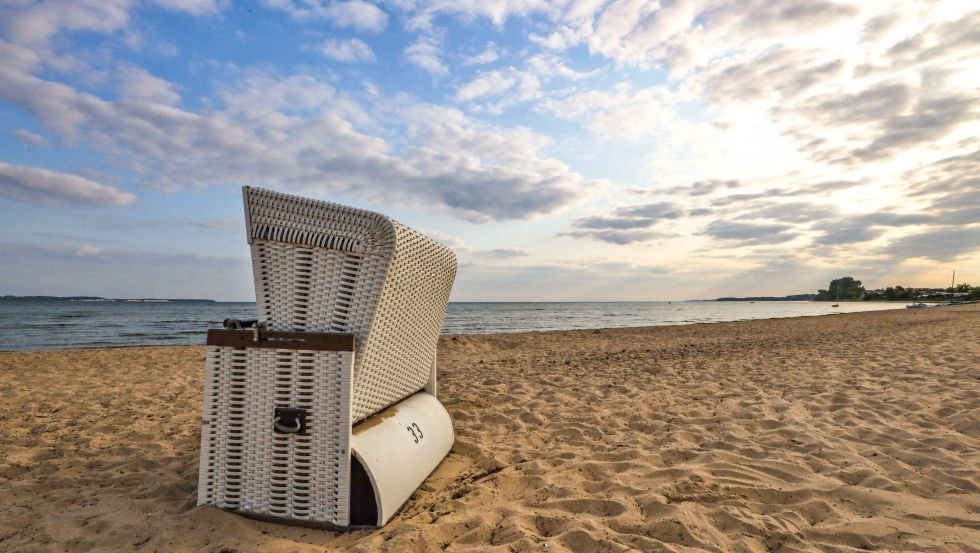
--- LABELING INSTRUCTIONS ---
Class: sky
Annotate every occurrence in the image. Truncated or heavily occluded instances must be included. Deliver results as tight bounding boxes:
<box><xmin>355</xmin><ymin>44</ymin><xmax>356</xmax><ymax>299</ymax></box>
<box><xmin>0</xmin><ymin>0</ymin><xmax>977</xmax><ymax>301</ymax></box>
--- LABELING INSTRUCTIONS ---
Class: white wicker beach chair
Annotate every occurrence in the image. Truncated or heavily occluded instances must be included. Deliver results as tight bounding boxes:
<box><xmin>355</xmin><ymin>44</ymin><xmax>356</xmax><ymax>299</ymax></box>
<box><xmin>197</xmin><ymin>186</ymin><xmax>457</xmax><ymax>528</ymax></box>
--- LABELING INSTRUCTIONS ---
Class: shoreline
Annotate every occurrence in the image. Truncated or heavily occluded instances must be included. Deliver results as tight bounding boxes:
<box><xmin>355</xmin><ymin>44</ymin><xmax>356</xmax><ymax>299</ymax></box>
<box><xmin>1</xmin><ymin>305</ymin><xmax>978</xmax><ymax>551</ymax></box>
<box><xmin>0</xmin><ymin>301</ymin><xmax>923</xmax><ymax>353</ymax></box>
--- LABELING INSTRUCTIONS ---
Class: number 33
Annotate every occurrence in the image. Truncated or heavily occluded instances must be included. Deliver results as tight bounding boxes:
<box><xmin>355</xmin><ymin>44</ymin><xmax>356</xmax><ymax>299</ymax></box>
<box><xmin>406</xmin><ymin>422</ymin><xmax>424</xmax><ymax>443</ymax></box>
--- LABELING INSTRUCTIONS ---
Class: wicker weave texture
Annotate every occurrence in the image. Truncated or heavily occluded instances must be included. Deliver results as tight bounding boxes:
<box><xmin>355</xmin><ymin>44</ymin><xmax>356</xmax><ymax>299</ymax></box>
<box><xmin>197</xmin><ymin>345</ymin><xmax>353</xmax><ymax>526</ymax></box>
<box><xmin>244</xmin><ymin>187</ymin><xmax>457</xmax><ymax>422</ymax></box>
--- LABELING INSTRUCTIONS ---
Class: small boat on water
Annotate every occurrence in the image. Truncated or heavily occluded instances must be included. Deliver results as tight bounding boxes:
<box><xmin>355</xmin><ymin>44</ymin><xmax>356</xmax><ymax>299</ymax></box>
<box><xmin>906</xmin><ymin>302</ymin><xmax>931</xmax><ymax>308</ymax></box>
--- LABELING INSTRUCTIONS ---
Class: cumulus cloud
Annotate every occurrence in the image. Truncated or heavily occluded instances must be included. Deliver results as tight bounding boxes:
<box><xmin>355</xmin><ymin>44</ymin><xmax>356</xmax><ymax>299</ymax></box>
<box><xmin>0</xmin><ymin>45</ymin><xmax>588</xmax><ymax>221</ymax></box>
<box><xmin>326</xmin><ymin>0</ymin><xmax>388</xmax><ymax>32</ymax></box>
<box><xmin>320</xmin><ymin>38</ymin><xmax>376</xmax><ymax>63</ymax></box>
<box><xmin>3</xmin><ymin>0</ymin><xmax>977</xmax><ymax>293</ymax></box>
<box><xmin>0</xmin><ymin>161</ymin><xmax>137</xmax><ymax>206</ymax></box>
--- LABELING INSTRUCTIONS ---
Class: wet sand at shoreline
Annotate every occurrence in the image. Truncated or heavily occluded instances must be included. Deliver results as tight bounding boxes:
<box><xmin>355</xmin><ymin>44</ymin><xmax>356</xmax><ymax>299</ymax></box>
<box><xmin>1</xmin><ymin>305</ymin><xmax>978</xmax><ymax>552</ymax></box>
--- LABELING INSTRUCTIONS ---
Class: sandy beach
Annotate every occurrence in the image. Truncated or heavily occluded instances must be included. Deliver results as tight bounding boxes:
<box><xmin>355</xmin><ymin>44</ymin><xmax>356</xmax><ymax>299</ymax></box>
<box><xmin>1</xmin><ymin>305</ymin><xmax>978</xmax><ymax>552</ymax></box>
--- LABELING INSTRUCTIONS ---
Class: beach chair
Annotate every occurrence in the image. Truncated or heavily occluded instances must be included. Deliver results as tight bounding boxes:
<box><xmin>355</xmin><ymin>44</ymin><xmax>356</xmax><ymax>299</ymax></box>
<box><xmin>197</xmin><ymin>186</ymin><xmax>457</xmax><ymax>528</ymax></box>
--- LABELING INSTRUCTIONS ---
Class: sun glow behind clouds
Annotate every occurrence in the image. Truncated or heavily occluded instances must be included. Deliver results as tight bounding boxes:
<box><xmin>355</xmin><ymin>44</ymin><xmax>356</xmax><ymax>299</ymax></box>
<box><xmin>0</xmin><ymin>0</ymin><xmax>977</xmax><ymax>300</ymax></box>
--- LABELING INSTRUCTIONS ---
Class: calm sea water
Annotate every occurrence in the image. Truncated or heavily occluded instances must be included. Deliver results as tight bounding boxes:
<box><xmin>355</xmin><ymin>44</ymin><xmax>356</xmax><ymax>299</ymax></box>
<box><xmin>0</xmin><ymin>300</ymin><xmax>910</xmax><ymax>351</ymax></box>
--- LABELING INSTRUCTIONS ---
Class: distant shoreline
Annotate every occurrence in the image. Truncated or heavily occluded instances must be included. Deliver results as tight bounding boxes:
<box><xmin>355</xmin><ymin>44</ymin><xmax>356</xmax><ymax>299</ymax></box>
<box><xmin>715</xmin><ymin>294</ymin><xmax>816</xmax><ymax>301</ymax></box>
<box><xmin>0</xmin><ymin>296</ymin><xmax>216</xmax><ymax>303</ymax></box>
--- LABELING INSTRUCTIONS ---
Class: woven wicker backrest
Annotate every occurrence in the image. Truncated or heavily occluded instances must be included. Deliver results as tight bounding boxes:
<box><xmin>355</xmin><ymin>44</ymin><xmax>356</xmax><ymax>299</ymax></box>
<box><xmin>243</xmin><ymin>187</ymin><xmax>457</xmax><ymax>422</ymax></box>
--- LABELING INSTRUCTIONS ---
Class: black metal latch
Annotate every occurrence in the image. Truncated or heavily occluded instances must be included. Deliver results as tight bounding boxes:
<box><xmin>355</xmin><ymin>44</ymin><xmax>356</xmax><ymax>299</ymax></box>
<box><xmin>273</xmin><ymin>406</ymin><xmax>307</xmax><ymax>434</ymax></box>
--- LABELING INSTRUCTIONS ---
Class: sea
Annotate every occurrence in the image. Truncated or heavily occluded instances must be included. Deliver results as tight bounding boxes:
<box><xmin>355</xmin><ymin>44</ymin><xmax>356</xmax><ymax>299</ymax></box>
<box><xmin>0</xmin><ymin>300</ymin><xmax>910</xmax><ymax>351</ymax></box>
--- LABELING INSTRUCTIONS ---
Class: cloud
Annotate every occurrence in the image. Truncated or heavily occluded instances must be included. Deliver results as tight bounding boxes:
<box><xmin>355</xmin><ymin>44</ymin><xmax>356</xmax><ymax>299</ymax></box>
<box><xmin>685</xmin><ymin>180</ymin><xmax>740</xmax><ymax>197</ymax></box>
<box><xmin>0</xmin><ymin>49</ymin><xmax>590</xmax><ymax>221</ymax></box>
<box><xmin>903</xmin><ymin>149</ymin><xmax>980</xmax><ymax>227</ymax></box>
<box><xmin>117</xmin><ymin>65</ymin><xmax>182</xmax><ymax>104</ymax></box>
<box><xmin>150</xmin><ymin>0</ymin><xmax>226</xmax><ymax>16</ymax></box>
<box><xmin>2</xmin><ymin>0</ymin><xmax>975</xmax><ymax>297</ymax></box>
<box><xmin>561</xmin><ymin>0</ymin><xmax>861</xmax><ymax>74</ymax></box>
<box><xmin>739</xmin><ymin>201</ymin><xmax>838</xmax><ymax>224</ymax></box>
<box><xmin>454</xmin><ymin>69</ymin><xmax>525</xmax><ymax>102</ymax></box>
<box><xmin>676</xmin><ymin>5</ymin><xmax>980</xmax><ymax>172</ymax></box>
<box><xmin>561</xmin><ymin>229</ymin><xmax>664</xmax><ymax>245</ymax></box>
<box><xmin>261</xmin><ymin>0</ymin><xmax>388</xmax><ymax>32</ymax></box>
<box><xmin>882</xmin><ymin>227</ymin><xmax>980</xmax><ymax>262</ymax></box>
<box><xmin>454</xmin><ymin>53</ymin><xmax>589</xmax><ymax>112</ymax></box>
<box><xmin>616</xmin><ymin>203</ymin><xmax>684</xmax><ymax>220</ymax></box>
<box><xmin>398</xmin><ymin>0</ymin><xmax>554</xmax><ymax>29</ymax></box>
<box><xmin>320</xmin><ymin>38</ymin><xmax>376</xmax><ymax>63</ymax></box>
<box><xmin>523</xmin><ymin>53</ymin><xmax>594</xmax><ymax>81</ymax></box>
<box><xmin>464</xmin><ymin>42</ymin><xmax>499</xmax><ymax>64</ymax></box>
<box><xmin>474</xmin><ymin>248</ymin><xmax>530</xmax><ymax>258</ymax></box>
<box><xmin>394</xmin><ymin>104</ymin><xmax>587</xmax><ymax>220</ymax></box>
<box><xmin>2</xmin><ymin>0</ymin><xmax>134</xmax><ymax>45</ymax></box>
<box><xmin>812</xmin><ymin>224</ymin><xmax>885</xmax><ymax>246</ymax></box>
<box><xmin>484</xmin><ymin>0</ymin><xmax>980</xmax><ymax>195</ymax></box>
<box><xmin>75</xmin><ymin>245</ymin><xmax>102</xmax><ymax>256</ymax></box>
<box><xmin>14</xmin><ymin>129</ymin><xmax>48</xmax><ymax>146</ymax></box>
<box><xmin>573</xmin><ymin>216</ymin><xmax>657</xmax><ymax>230</ymax></box>
<box><xmin>455</xmin><ymin>69</ymin><xmax>515</xmax><ymax>102</ymax></box>
<box><xmin>806</xmin><ymin>82</ymin><xmax>912</xmax><ymax>126</ymax></box>
<box><xmin>703</xmin><ymin>220</ymin><xmax>798</xmax><ymax>246</ymax></box>
<box><xmin>540</xmin><ymin>82</ymin><xmax>673</xmax><ymax>139</ymax></box>
<box><xmin>573</xmin><ymin>202</ymin><xmax>683</xmax><ymax>229</ymax></box>
<box><xmin>1</xmin><ymin>0</ymin><xmax>225</xmax><ymax>47</ymax></box>
<box><xmin>851</xmin><ymin>95</ymin><xmax>977</xmax><ymax>161</ymax></box>
<box><xmin>0</xmin><ymin>161</ymin><xmax>137</xmax><ymax>207</ymax></box>
<box><xmin>405</xmin><ymin>34</ymin><xmax>448</xmax><ymax>75</ymax></box>
<box><xmin>564</xmin><ymin>202</ymin><xmax>683</xmax><ymax>243</ymax></box>
<box><xmin>696</xmin><ymin>46</ymin><xmax>846</xmax><ymax>105</ymax></box>
<box><xmin>326</xmin><ymin>1</ymin><xmax>388</xmax><ymax>32</ymax></box>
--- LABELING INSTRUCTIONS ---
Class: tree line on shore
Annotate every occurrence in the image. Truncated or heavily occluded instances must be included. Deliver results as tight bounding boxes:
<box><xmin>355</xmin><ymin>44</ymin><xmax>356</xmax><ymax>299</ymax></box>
<box><xmin>815</xmin><ymin>277</ymin><xmax>980</xmax><ymax>301</ymax></box>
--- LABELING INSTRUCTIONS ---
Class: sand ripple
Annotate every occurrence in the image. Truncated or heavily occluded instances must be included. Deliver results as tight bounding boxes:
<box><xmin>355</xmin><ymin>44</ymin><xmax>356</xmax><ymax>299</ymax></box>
<box><xmin>1</xmin><ymin>305</ymin><xmax>978</xmax><ymax>552</ymax></box>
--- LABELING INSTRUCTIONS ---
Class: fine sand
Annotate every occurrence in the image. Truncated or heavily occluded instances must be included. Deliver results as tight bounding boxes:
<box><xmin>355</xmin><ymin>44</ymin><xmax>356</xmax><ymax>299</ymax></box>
<box><xmin>1</xmin><ymin>305</ymin><xmax>978</xmax><ymax>552</ymax></box>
